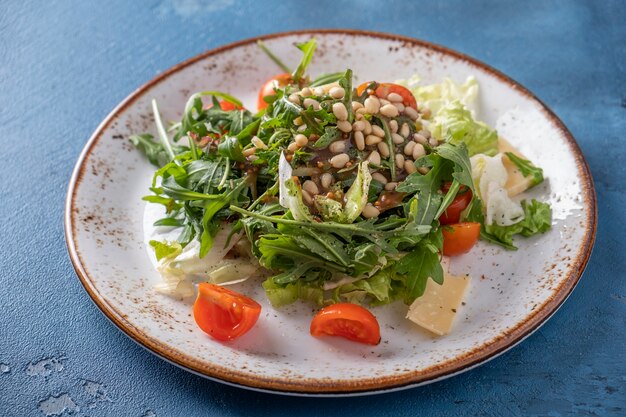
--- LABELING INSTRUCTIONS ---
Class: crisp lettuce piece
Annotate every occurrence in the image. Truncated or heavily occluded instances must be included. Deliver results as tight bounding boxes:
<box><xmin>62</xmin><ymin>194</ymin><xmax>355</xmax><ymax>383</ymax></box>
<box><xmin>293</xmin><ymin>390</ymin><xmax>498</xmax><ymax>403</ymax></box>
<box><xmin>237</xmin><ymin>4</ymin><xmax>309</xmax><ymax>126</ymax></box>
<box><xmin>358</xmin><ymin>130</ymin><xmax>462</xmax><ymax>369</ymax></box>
<box><xmin>400</xmin><ymin>75</ymin><xmax>479</xmax><ymax>115</ymax></box>
<box><xmin>431</xmin><ymin>101</ymin><xmax>499</xmax><ymax>156</ymax></box>
<box><xmin>283</xmin><ymin>177</ymin><xmax>314</xmax><ymax>221</ymax></box>
<box><xmin>314</xmin><ymin>161</ymin><xmax>371</xmax><ymax>223</ymax></box>
<box><xmin>332</xmin><ymin>267</ymin><xmax>401</xmax><ymax>306</ymax></box>
<box><xmin>471</xmin><ymin>153</ymin><xmax>525</xmax><ymax>226</ymax></box>
<box><xmin>262</xmin><ymin>278</ymin><xmax>324</xmax><ymax>307</ymax></box>
<box><xmin>484</xmin><ymin>200</ymin><xmax>552</xmax><ymax>247</ymax></box>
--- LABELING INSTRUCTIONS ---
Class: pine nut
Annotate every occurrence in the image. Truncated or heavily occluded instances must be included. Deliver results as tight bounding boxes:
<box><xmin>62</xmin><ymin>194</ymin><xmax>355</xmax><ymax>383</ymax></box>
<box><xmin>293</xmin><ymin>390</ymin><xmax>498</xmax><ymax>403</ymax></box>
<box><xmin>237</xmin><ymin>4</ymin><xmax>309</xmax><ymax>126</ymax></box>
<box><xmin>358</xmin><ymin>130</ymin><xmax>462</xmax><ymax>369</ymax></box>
<box><xmin>404</xmin><ymin>160</ymin><xmax>417</xmax><ymax>174</ymax></box>
<box><xmin>300</xmin><ymin>87</ymin><xmax>312</xmax><ymax>97</ymax></box>
<box><xmin>297</xmin><ymin>124</ymin><xmax>307</xmax><ymax>132</ymax></box>
<box><xmin>394</xmin><ymin>102</ymin><xmax>405</xmax><ymax>113</ymax></box>
<box><xmin>352</xmin><ymin>101</ymin><xmax>364</xmax><ymax>111</ymax></box>
<box><xmin>367</xmin><ymin>150</ymin><xmax>381</xmax><ymax>165</ymax></box>
<box><xmin>337</xmin><ymin>120</ymin><xmax>352</xmax><ymax>132</ymax></box>
<box><xmin>303</xmin><ymin>98</ymin><xmax>320</xmax><ymax>110</ymax></box>
<box><xmin>354</xmin><ymin>131</ymin><xmax>365</xmax><ymax>150</ymax></box>
<box><xmin>387</xmin><ymin>92</ymin><xmax>403</xmax><ymax>103</ymax></box>
<box><xmin>353</xmin><ymin>120</ymin><xmax>365</xmax><ymax>131</ymax></box>
<box><xmin>332</xmin><ymin>102</ymin><xmax>348</xmax><ymax>121</ymax></box>
<box><xmin>294</xmin><ymin>134</ymin><xmax>308</xmax><ymax>147</ymax></box>
<box><xmin>412</xmin><ymin>143</ymin><xmax>426</xmax><ymax>160</ymax></box>
<box><xmin>302</xmin><ymin>189</ymin><xmax>313</xmax><ymax>204</ymax></box>
<box><xmin>418</xmin><ymin>166</ymin><xmax>431</xmax><ymax>175</ymax></box>
<box><xmin>288</xmin><ymin>93</ymin><xmax>300</xmax><ymax>104</ymax></box>
<box><xmin>404</xmin><ymin>141</ymin><xmax>416</xmax><ymax>156</ymax></box>
<box><xmin>287</xmin><ymin>142</ymin><xmax>298</xmax><ymax>152</ymax></box>
<box><xmin>404</xmin><ymin>106</ymin><xmax>419</xmax><ymax>120</ymax></box>
<box><xmin>321</xmin><ymin>173</ymin><xmax>333</xmax><ymax>189</ymax></box>
<box><xmin>389</xmin><ymin>119</ymin><xmax>398</xmax><ymax>133</ymax></box>
<box><xmin>251</xmin><ymin>136</ymin><xmax>267</xmax><ymax>149</ymax></box>
<box><xmin>362</xmin><ymin>204</ymin><xmax>380</xmax><ymax>219</ymax></box>
<box><xmin>355</xmin><ymin>112</ymin><xmax>365</xmax><ymax>121</ymax></box>
<box><xmin>371</xmin><ymin>172</ymin><xmax>388</xmax><ymax>184</ymax></box>
<box><xmin>392</xmin><ymin>133</ymin><xmax>405</xmax><ymax>144</ymax></box>
<box><xmin>379</xmin><ymin>98</ymin><xmax>391</xmax><ymax>106</ymax></box>
<box><xmin>329</xmin><ymin>86</ymin><xmax>345</xmax><ymax>99</ymax></box>
<box><xmin>243</xmin><ymin>147</ymin><xmax>256</xmax><ymax>157</ymax></box>
<box><xmin>413</xmin><ymin>133</ymin><xmax>428</xmax><ymax>145</ymax></box>
<box><xmin>377</xmin><ymin>142</ymin><xmax>390</xmax><ymax>157</ymax></box>
<box><xmin>395</xmin><ymin>153</ymin><xmax>405</xmax><ymax>168</ymax></box>
<box><xmin>363</xmin><ymin>120</ymin><xmax>372</xmax><ymax>135</ymax></box>
<box><xmin>371</xmin><ymin>124</ymin><xmax>385</xmax><ymax>137</ymax></box>
<box><xmin>330</xmin><ymin>153</ymin><xmax>350</xmax><ymax>168</ymax></box>
<box><xmin>293</xmin><ymin>116</ymin><xmax>304</xmax><ymax>126</ymax></box>
<box><xmin>400</xmin><ymin>123</ymin><xmax>410</xmax><ymax>138</ymax></box>
<box><xmin>329</xmin><ymin>140</ymin><xmax>347</xmax><ymax>153</ymax></box>
<box><xmin>364</xmin><ymin>96</ymin><xmax>380</xmax><ymax>114</ymax></box>
<box><xmin>302</xmin><ymin>180</ymin><xmax>319</xmax><ymax>195</ymax></box>
<box><xmin>365</xmin><ymin>135</ymin><xmax>383</xmax><ymax>146</ymax></box>
<box><xmin>356</xmin><ymin>107</ymin><xmax>368</xmax><ymax>116</ymax></box>
<box><xmin>385</xmin><ymin>182</ymin><xmax>398</xmax><ymax>191</ymax></box>
<box><xmin>419</xmin><ymin>129</ymin><xmax>431</xmax><ymax>139</ymax></box>
<box><xmin>247</xmin><ymin>154</ymin><xmax>258</xmax><ymax>162</ymax></box>
<box><xmin>380</xmin><ymin>104</ymin><xmax>399</xmax><ymax>117</ymax></box>
<box><xmin>429</xmin><ymin>137</ymin><xmax>439</xmax><ymax>147</ymax></box>
<box><xmin>313</xmin><ymin>87</ymin><xmax>325</xmax><ymax>96</ymax></box>
<box><xmin>323</xmin><ymin>82</ymin><xmax>339</xmax><ymax>92</ymax></box>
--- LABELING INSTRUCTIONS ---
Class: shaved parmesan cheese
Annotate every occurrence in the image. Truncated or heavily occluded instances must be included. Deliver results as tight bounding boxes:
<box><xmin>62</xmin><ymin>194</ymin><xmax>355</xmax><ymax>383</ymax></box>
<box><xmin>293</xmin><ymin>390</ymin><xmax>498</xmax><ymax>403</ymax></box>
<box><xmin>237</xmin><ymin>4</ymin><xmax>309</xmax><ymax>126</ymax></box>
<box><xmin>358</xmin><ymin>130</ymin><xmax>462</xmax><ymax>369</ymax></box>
<box><xmin>406</xmin><ymin>273</ymin><xmax>471</xmax><ymax>336</ymax></box>
<box><xmin>498</xmin><ymin>138</ymin><xmax>535</xmax><ymax>197</ymax></box>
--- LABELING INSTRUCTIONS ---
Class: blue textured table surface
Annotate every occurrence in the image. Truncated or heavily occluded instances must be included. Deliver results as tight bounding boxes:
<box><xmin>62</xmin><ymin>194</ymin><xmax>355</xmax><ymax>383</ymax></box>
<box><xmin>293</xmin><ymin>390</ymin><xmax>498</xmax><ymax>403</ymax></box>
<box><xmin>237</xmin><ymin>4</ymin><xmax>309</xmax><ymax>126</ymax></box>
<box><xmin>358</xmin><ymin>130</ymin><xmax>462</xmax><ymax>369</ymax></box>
<box><xmin>1</xmin><ymin>1</ymin><xmax>625</xmax><ymax>415</ymax></box>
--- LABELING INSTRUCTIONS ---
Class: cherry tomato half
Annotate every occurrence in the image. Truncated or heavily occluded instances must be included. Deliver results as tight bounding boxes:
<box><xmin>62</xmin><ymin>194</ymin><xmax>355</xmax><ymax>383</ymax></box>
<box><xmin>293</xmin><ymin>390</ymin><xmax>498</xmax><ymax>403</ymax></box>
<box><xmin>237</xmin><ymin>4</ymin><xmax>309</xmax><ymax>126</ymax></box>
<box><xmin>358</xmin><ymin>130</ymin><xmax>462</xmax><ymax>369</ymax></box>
<box><xmin>193</xmin><ymin>283</ymin><xmax>261</xmax><ymax>341</ymax></box>
<box><xmin>257</xmin><ymin>73</ymin><xmax>292</xmax><ymax>110</ymax></box>
<box><xmin>310</xmin><ymin>303</ymin><xmax>381</xmax><ymax>345</ymax></box>
<box><xmin>356</xmin><ymin>82</ymin><xmax>417</xmax><ymax>109</ymax></box>
<box><xmin>202</xmin><ymin>100</ymin><xmax>244</xmax><ymax>111</ymax></box>
<box><xmin>442</xmin><ymin>222</ymin><xmax>481</xmax><ymax>256</ymax></box>
<box><xmin>439</xmin><ymin>182</ymin><xmax>473</xmax><ymax>225</ymax></box>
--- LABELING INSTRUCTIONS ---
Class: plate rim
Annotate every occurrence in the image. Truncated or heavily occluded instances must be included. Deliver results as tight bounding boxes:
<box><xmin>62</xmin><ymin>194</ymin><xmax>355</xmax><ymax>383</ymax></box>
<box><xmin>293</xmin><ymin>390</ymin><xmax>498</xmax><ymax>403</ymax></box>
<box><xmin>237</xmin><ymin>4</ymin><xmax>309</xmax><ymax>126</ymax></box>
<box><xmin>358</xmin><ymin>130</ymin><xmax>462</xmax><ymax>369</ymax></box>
<box><xmin>64</xmin><ymin>29</ymin><xmax>597</xmax><ymax>395</ymax></box>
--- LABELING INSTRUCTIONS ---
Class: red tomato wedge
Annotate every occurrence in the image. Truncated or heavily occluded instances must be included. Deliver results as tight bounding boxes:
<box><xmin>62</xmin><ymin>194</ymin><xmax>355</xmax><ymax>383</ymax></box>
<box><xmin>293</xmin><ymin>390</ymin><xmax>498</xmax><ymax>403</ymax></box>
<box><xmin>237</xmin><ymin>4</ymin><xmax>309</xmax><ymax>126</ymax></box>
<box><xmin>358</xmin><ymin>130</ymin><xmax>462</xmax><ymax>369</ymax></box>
<box><xmin>193</xmin><ymin>283</ymin><xmax>261</xmax><ymax>341</ymax></box>
<box><xmin>218</xmin><ymin>100</ymin><xmax>243</xmax><ymax>111</ymax></box>
<box><xmin>356</xmin><ymin>82</ymin><xmax>417</xmax><ymax>109</ymax></box>
<box><xmin>310</xmin><ymin>303</ymin><xmax>381</xmax><ymax>345</ymax></box>
<box><xmin>442</xmin><ymin>222</ymin><xmax>481</xmax><ymax>256</ymax></box>
<box><xmin>439</xmin><ymin>182</ymin><xmax>473</xmax><ymax>225</ymax></box>
<box><xmin>257</xmin><ymin>73</ymin><xmax>292</xmax><ymax>110</ymax></box>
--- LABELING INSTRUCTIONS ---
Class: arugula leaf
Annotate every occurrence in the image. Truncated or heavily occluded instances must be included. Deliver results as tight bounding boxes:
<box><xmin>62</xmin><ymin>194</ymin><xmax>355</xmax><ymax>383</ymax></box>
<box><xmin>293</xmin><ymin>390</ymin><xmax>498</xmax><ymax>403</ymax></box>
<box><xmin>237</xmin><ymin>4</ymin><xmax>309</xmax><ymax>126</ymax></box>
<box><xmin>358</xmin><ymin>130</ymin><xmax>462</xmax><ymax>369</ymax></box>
<box><xmin>395</xmin><ymin>233</ymin><xmax>444</xmax><ymax>302</ymax></box>
<box><xmin>309</xmin><ymin>72</ymin><xmax>344</xmax><ymax>87</ymax></box>
<box><xmin>338</xmin><ymin>69</ymin><xmax>353</xmax><ymax>123</ymax></box>
<box><xmin>130</xmin><ymin>134</ymin><xmax>187</xmax><ymax>167</ymax></box>
<box><xmin>311</xmin><ymin>126</ymin><xmax>340</xmax><ymax>149</ymax></box>
<box><xmin>218</xmin><ymin>137</ymin><xmax>245</xmax><ymax>162</ymax></box>
<box><xmin>292</xmin><ymin>39</ymin><xmax>317</xmax><ymax>82</ymax></box>
<box><xmin>505</xmin><ymin>152</ymin><xmax>544</xmax><ymax>187</ymax></box>
<box><xmin>256</xmin><ymin>40</ymin><xmax>291</xmax><ymax>73</ymax></box>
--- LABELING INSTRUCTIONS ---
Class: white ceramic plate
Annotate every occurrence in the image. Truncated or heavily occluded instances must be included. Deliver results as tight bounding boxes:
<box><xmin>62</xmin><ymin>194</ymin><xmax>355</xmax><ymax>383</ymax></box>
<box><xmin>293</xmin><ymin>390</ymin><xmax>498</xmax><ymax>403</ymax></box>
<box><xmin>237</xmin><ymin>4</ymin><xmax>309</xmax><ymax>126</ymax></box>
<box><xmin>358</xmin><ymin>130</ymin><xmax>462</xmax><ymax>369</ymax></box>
<box><xmin>65</xmin><ymin>30</ymin><xmax>596</xmax><ymax>396</ymax></box>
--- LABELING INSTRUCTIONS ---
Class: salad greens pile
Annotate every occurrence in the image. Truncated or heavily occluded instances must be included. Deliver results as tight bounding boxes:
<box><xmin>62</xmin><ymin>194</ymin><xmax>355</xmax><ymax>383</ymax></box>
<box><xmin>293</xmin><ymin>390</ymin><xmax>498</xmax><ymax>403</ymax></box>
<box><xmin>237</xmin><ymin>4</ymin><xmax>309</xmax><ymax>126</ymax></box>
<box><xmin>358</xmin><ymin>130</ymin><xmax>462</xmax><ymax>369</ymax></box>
<box><xmin>131</xmin><ymin>39</ymin><xmax>552</xmax><ymax>307</ymax></box>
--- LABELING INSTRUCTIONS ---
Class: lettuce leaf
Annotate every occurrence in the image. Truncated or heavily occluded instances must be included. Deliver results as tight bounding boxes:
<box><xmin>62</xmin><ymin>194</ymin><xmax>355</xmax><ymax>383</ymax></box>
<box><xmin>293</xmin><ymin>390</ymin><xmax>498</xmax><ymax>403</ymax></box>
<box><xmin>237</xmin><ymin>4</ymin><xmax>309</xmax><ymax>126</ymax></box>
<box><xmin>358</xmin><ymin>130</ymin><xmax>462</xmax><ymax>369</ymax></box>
<box><xmin>262</xmin><ymin>278</ymin><xmax>324</xmax><ymax>307</ymax></box>
<box><xmin>484</xmin><ymin>199</ymin><xmax>552</xmax><ymax>247</ymax></box>
<box><xmin>402</xmin><ymin>75</ymin><xmax>479</xmax><ymax>115</ymax></box>
<box><xmin>431</xmin><ymin>101</ymin><xmax>499</xmax><ymax>157</ymax></box>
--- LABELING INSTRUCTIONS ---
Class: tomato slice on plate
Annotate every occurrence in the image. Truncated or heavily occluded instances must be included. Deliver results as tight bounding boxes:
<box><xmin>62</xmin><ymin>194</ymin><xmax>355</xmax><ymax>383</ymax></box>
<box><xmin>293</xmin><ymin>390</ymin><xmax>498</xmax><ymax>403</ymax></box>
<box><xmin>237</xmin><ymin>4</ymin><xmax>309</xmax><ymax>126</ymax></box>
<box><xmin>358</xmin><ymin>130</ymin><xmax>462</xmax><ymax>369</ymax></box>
<box><xmin>442</xmin><ymin>222</ymin><xmax>481</xmax><ymax>256</ymax></box>
<box><xmin>257</xmin><ymin>73</ymin><xmax>292</xmax><ymax>110</ymax></box>
<box><xmin>193</xmin><ymin>283</ymin><xmax>261</xmax><ymax>341</ymax></box>
<box><xmin>439</xmin><ymin>182</ymin><xmax>473</xmax><ymax>225</ymax></box>
<box><xmin>356</xmin><ymin>82</ymin><xmax>417</xmax><ymax>109</ymax></box>
<box><xmin>218</xmin><ymin>100</ymin><xmax>243</xmax><ymax>111</ymax></box>
<box><xmin>310</xmin><ymin>303</ymin><xmax>381</xmax><ymax>345</ymax></box>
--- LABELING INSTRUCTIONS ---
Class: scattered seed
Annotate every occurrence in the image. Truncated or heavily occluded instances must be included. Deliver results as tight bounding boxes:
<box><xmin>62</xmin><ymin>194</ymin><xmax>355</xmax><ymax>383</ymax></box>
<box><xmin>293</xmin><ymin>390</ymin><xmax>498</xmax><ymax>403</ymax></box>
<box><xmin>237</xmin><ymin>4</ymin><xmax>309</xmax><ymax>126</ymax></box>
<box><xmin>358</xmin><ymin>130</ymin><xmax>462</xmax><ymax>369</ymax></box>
<box><xmin>404</xmin><ymin>141</ymin><xmax>416</xmax><ymax>156</ymax></box>
<box><xmin>365</xmin><ymin>135</ymin><xmax>383</xmax><ymax>145</ymax></box>
<box><xmin>293</xmin><ymin>116</ymin><xmax>304</xmax><ymax>126</ymax></box>
<box><xmin>287</xmin><ymin>142</ymin><xmax>298</xmax><ymax>152</ymax></box>
<box><xmin>404</xmin><ymin>160</ymin><xmax>417</xmax><ymax>174</ymax></box>
<box><xmin>294</xmin><ymin>134</ymin><xmax>308</xmax><ymax>147</ymax></box>
<box><xmin>332</xmin><ymin>102</ymin><xmax>348</xmax><ymax>121</ymax></box>
<box><xmin>394</xmin><ymin>102</ymin><xmax>405</xmax><ymax>113</ymax></box>
<box><xmin>251</xmin><ymin>136</ymin><xmax>267</xmax><ymax>149</ymax></box>
<box><xmin>413</xmin><ymin>133</ymin><xmax>428</xmax><ymax>145</ymax></box>
<box><xmin>329</xmin><ymin>86</ymin><xmax>345</xmax><ymax>99</ymax></box>
<box><xmin>385</xmin><ymin>182</ymin><xmax>398</xmax><ymax>191</ymax></box>
<box><xmin>303</xmin><ymin>98</ymin><xmax>320</xmax><ymax>110</ymax></box>
<box><xmin>321</xmin><ymin>173</ymin><xmax>333</xmax><ymax>189</ymax></box>
<box><xmin>404</xmin><ymin>106</ymin><xmax>419</xmax><ymax>120</ymax></box>
<box><xmin>372</xmin><ymin>172</ymin><xmax>388</xmax><ymax>184</ymax></box>
<box><xmin>371</xmin><ymin>125</ymin><xmax>385</xmax><ymax>137</ymax></box>
<box><xmin>377</xmin><ymin>142</ymin><xmax>390</xmax><ymax>157</ymax></box>
<box><xmin>353</xmin><ymin>120</ymin><xmax>365</xmax><ymax>131</ymax></box>
<box><xmin>429</xmin><ymin>137</ymin><xmax>439</xmax><ymax>147</ymax></box>
<box><xmin>387</xmin><ymin>92</ymin><xmax>403</xmax><ymax>103</ymax></box>
<box><xmin>392</xmin><ymin>133</ymin><xmax>405</xmax><ymax>144</ymax></box>
<box><xmin>362</xmin><ymin>204</ymin><xmax>380</xmax><ymax>219</ymax></box>
<box><xmin>379</xmin><ymin>98</ymin><xmax>391</xmax><ymax>106</ymax></box>
<box><xmin>419</xmin><ymin>129</ymin><xmax>431</xmax><ymax>139</ymax></box>
<box><xmin>380</xmin><ymin>104</ymin><xmax>399</xmax><ymax>117</ymax></box>
<box><xmin>367</xmin><ymin>150</ymin><xmax>381</xmax><ymax>165</ymax></box>
<box><xmin>300</xmin><ymin>87</ymin><xmax>312</xmax><ymax>97</ymax></box>
<box><xmin>313</xmin><ymin>87</ymin><xmax>325</xmax><ymax>96</ymax></box>
<box><xmin>395</xmin><ymin>153</ymin><xmax>405</xmax><ymax>168</ymax></box>
<box><xmin>337</xmin><ymin>120</ymin><xmax>352</xmax><ymax>132</ymax></box>
<box><xmin>302</xmin><ymin>180</ymin><xmax>319</xmax><ymax>195</ymax></box>
<box><xmin>352</xmin><ymin>101</ymin><xmax>364</xmax><ymax>111</ymax></box>
<box><xmin>389</xmin><ymin>119</ymin><xmax>398</xmax><ymax>133</ymax></box>
<box><xmin>364</xmin><ymin>96</ymin><xmax>380</xmax><ymax>114</ymax></box>
<box><xmin>288</xmin><ymin>93</ymin><xmax>300</xmax><ymax>104</ymax></box>
<box><xmin>354</xmin><ymin>131</ymin><xmax>365</xmax><ymax>150</ymax></box>
<box><xmin>297</xmin><ymin>124</ymin><xmax>307</xmax><ymax>132</ymax></box>
<box><xmin>412</xmin><ymin>143</ymin><xmax>426</xmax><ymax>160</ymax></box>
<box><xmin>329</xmin><ymin>140</ymin><xmax>347</xmax><ymax>153</ymax></box>
<box><xmin>363</xmin><ymin>120</ymin><xmax>372</xmax><ymax>135</ymax></box>
<box><xmin>400</xmin><ymin>123</ymin><xmax>410</xmax><ymax>138</ymax></box>
<box><xmin>302</xmin><ymin>189</ymin><xmax>313</xmax><ymax>204</ymax></box>
<box><xmin>243</xmin><ymin>147</ymin><xmax>256</xmax><ymax>157</ymax></box>
<box><xmin>330</xmin><ymin>153</ymin><xmax>350</xmax><ymax>168</ymax></box>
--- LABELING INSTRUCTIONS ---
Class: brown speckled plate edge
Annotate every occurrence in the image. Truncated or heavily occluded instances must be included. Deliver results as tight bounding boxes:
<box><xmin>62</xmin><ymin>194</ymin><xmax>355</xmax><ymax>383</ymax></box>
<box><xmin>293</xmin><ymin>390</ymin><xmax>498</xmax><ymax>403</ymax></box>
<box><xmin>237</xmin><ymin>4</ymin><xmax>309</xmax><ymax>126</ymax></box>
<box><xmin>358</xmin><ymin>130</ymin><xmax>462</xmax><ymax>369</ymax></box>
<box><xmin>64</xmin><ymin>29</ymin><xmax>597</xmax><ymax>396</ymax></box>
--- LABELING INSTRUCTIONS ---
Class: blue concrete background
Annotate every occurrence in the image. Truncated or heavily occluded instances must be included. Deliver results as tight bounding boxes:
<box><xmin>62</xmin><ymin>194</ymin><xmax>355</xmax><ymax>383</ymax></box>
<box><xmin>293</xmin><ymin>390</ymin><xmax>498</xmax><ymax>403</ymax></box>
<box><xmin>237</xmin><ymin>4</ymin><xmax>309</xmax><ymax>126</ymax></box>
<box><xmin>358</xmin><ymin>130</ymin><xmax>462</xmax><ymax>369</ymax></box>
<box><xmin>1</xmin><ymin>0</ymin><xmax>624</xmax><ymax>415</ymax></box>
